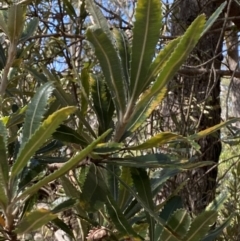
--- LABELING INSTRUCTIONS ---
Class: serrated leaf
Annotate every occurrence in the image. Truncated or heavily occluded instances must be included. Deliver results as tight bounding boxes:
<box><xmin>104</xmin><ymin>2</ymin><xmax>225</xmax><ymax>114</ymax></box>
<box><xmin>21</xmin><ymin>82</ymin><xmax>54</xmax><ymax>146</ymax></box>
<box><xmin>51</xmin><ymin>198</ymin><xmax>77</xmax><ymax>214</ymax></box>
<box><xmin>189</xmin><ymin>118</ymin><xmax>239</xmax><ymax>141</ymax></box>
<box><xmin>86</xmin><ymin>0</ymin><xmax>113</xmax><ymax>42</ymax></box>
<box><xmin>128</xmin><ymin>132</ymin><xmax>184</xmax><ymax>150</ymax></box>
<box><xmin>0</xmin><ymin>10</ymin><xmax>8</xmax><ymax>35</ymax></box>
<box><xmin>134</xmin><ymin>15</ymin><xmax>206</xmax><ymax>120</ymax></box>
<box><xmin>19</xmin><ymin>17</ymin><xmax>39</xmax><ymax>43</ymax></box>
<box><xmin>15</xmin><ymin>209</ymin><xmax>57</xmax><ymax>234</ymax></box>
<box><xmin>113</xmin><ymin>28</ymin><xmax>130</xmax><ymax>88</ymax></box>
<box><xmin>122</xmin><ymin>88</ymin><xmax>167</xmax><ymax>139</ymax></box>
<box><xmin>86</xmin><ymin>26</ymin><xmax>127</xmax><ymax>120</ymax></box>
<box><xmin>105</xmin><ymin>194</ymin><xmax>143</xmax><ymax>240</ymax></box>
<box><xmin>201</xmin><ymin>213</ymin><xmax>233</xmax><ymax>241</ymax></box>
<box><xmin>11</xmin><ymin>106</ymin><xmax>76</xmax><ymax>179</ymax></box>
<box><xmin>8</xmin><ymin>4</ymin><xmax>26</xmax><ymax>43</ymax></box>
<box><xmin>205</xmin><ymin>192</ymin><xmax>227</xmax><ymax>212</ymax></box>
<box><xmin>160</xmin><ymin>209</ymin><xmax>191</xmax><ymax>240</ymax></box>
<box><xmin>131</xmin><ymin>168</ymin><xmax>155</xmax><ymax>240</ymax></box>
<box><xmin>91</xmin><ymin>74</ymin><xmax>115</xmax><ymax>135</ymax></box>
<box><xmin>53</xmin><ymin>124</ymin><xmax>88</xmax><ymax>146</ymax></box>
<box><xmin>105</xmin><ymin>154</ymin><xmax>214</xmax><ymax>169</ymax></box>
<box><xmin>185</xmin><ymin>211</ymin><xmax>217</xmax><ymax>241</ymax></box>
<box><xmin>118</xmin><ymin>167</ymin><xmax>132</xmax><ymax>210</ymax></box>
<box><xmin>201</xmin><ymin>1</ymin><xmax>227</xmax><ymax>37</ymax></box>
<box><xmin>16</xmin><ymin>129</ymin><xmax>111</xmax><ymax>201</ymax></box>
<box><xmin>94</xmin><ymin>142</ymin><xmax>123</xmax><ymax>154</ymax></box>
<box><xmin>130</xmin><ymin>0</ymin><xmax>162</xmax><ymax>101</ymax></box>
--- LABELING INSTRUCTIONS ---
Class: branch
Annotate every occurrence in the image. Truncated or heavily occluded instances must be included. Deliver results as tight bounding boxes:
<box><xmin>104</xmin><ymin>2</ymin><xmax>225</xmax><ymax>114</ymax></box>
<box><xmin>178</xmin><ymin>68</ymin><xmax>240</xmax><ymax>78</ymax></box>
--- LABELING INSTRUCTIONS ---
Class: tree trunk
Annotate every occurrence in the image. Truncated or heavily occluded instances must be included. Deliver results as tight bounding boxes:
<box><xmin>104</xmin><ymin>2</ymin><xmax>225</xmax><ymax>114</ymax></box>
<box><xmin>160</xmin><ymin>0</ymin><xmax>223</xmax><ymax>213</ymax></box>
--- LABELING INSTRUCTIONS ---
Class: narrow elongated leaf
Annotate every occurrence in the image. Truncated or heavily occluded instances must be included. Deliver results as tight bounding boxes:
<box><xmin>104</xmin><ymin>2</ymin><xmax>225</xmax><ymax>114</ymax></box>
<box><xmin>11</xmin><ymin>107</ymin><xmax>76</xmax><ymax>179</ymax></box>
<box><xmin>107</xmin><ymin>164</ymin><xmax>120</xmax><ymax>201</ymax></box>
<box><xmin>25</xmin><ymin>66</ymin><xmax>97</xmax><ymax>137</ymax></box>
<box><xmin>21</xmin><ymin>82</ymin><xmax>54</xmax><ymax>146</ymax></box>
<box><xmin>118</xmin><ymin>167</ymin><xmax>132</xmax><ymax>210</ymax></box>
<box><xmin>201</xmin><ymin>214</ymin><xmax>233</xmax><ymax>241</ymax></box>
<box><xmin>105</xmin><ymin>154</ymin><xmax>214</xmax><ymax>169</ymax></box>
<box><xmin>201</xmin><ymin>1</ymin><xmax>227</xmax><ymax>37</ymax></box>
<box><xmin>160</xmin><ymin>209</ymin><xmax>191</xmax><ymax>241</ymax></box>
<box><xmin>86</xmin><ymin>26</ymin><xmax>127</xmax><ymax>120</ymax></box>
<box><xmin>131</xmin><ymin>168</ymin><xmax>155</xmax><ymax>241</ymax></box>
<box><xmin>0</xmin><ymin>43</ymin><xmax>6</xmax><ymax>70</ymax></box>
<box><xmin>15</xmin><ymin>209</ymin><xmax>57</xmax><ymax>234</ymax></box>
<box><xmin>51</xmin><ymin>218</ymin><xmax>75</xmax><ymax>240</ymax></box>
<box><xmin>185</xmin><ymin>211</ymin><xmax>217</xmax><ymax>241</ymax></box>
<box><xmin>53</xmin><ymin>124</ymin><xmax>88</xmax><ymax>146</ymax></box>
<box><xmin>155</xmin><ymin>196</ymin><xmax>183</xmax><ymax>240</ymax></box>
<box><xmin>0</xmin><ymin>121</ymin><xmax>9</xmax><ymax>207</ymax></box>
<box><xmin>130</xmin><ymin>0</ymin><xmax>162</xmax><ymax>100</ymax></box>
<box><xmin>19</xmin><ymin>17</ymin><xmax>39</xmax><ymax>43</ymax></box>
<box><xmin>0</xmin><ymin>10</ymin><xmax>8</xmax><ymax>35</ymax></box>
<box><xmin>16</xmin><ymin>129</ymin><xmax>111</xmax><ymax>201</ymax></box>
<box><xmin>94</xmin><ymin>142</ymin><xmax>123</xmax><ymax>154</ymax></box>
<box><xmin>189</xmin><ymin>118</ymin><xmax>239</xmax><ymax>141</ymax></box>
<box><xmin>107</xmin><ymin>167</ymin><xmax>181</xmax><ymax>241</ymax></box>
<box><xmin>144</xmin><ymin>38</ymin><xmax>181</xmax><ymax>90</ymax></box>
<box><xmin>80</xmin><ymin>66</ymin><xmax>90</xmax><ymax>118</ymax></box>
<box><xmin>8</xmin><ymin>5</ymin><xmax>26</xmax><ymax>42</ymax></box>
<box><xmin>91</xmin><ymin>74</ymin><xmax>115</xmax><ymax>135</ymax></box>
<box><xmin>63</xmin><ymin>0</ymin><xmax>77</xmax><ymax>20</ymax></box>
<box><xmin>134</xmin><ymin>15</ymin><xmax>206</xmax><ymax>118</ymax></box>
<box><xmin>122</xmin><ymin>88</ymin><xmax>167</xmax><ymax>139</ymax></box>
<box><xmin>86</xmin><ymin>0</ymin><xmax>113</xmax><ymax>42</ymax></box>
<box><xmin>128</xmin><ymin>132</ymin><xmax>184</xmax><ymax>150</ymax></box>
<box><xmin>105</xmin><ymin>194</ymin><xmax>143</xmax><ymax>240</ymax></box>
<box><xmin>113</xmin><ymin>28</ymin><xmax>130</xmax><ymax>88</ymax></box>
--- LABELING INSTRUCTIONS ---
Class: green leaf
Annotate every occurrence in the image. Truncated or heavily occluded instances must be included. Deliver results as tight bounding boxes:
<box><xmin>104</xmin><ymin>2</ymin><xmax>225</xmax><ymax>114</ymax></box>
<box><xmin>8</xmin><ymin>4</ymin><xmax>26</xmax><ymax>42</ymax></box>
<box><xmin>205</xmin><ymin>192</ymin><xmax>227</xmax><ymax>212</ymax></box>
<box><xmin>15</xmin><ymin>209</ymin><xmax>57</xmax><ymax>234</ymax></box>
<box><xmin>131</xmin><ymin>168</ymin><xmax>155</xmax><ymax>241</ymax></box>
<box><xmin>201</xmin><ymin>214</ymin><xmax>233</xmax><ymax>241</ymax></box>
<box><xmin>130</xmin><ymin>0</ymin><xmax>162</xmax><ymax>100</ymax></box>
<box><xmin>145</xmin><ymin>38</ymin><xmax>181</xmax><ymax>89</ymax></box>
<box><xmin>128</xmin><ymin>132</ymin><xmax>184</xmax><ymax>150</ymax></box>
<box><xmin>0</xmin><ymin>43</ymin><xmax>6</xmax><ymax>70</ymax></box>
<box><xmin>185</xmin><ymin>211</ymin><xmax>217</xmax><ymax>241</ymax></box>
<box><xmin>80</xmin><ymin>66</ymin><xmax>90</xmax><ymax>118</ymax></box>
<box><xmin>0</xmin><ymin>121</ymin><xmax>9</xmax><ymax>207</ymax></box>
<box><xmin>105</xmin><ymin>194</ymin><xmax>143</xmax><ymax>240</ymax></box>
<box><xmin>51</xmin><ymin>218</ymin><xmax>75</xmax><ymax>240</ymax></box>
<box><xmin>21</xmin><ymin>82</ymin><xmax>54</xmax><ymax>146</ymax></box>
<box><xmin>118</xmin><ymin>167</ymin><xmax>132</xmax><ymax>210</ymax></box>
<box><xmin>63</xmin><ymin>0</ymin><xmax>77</xmax><ymax>21</ymax></box>
<box><xmin>160</xmin><ymin>209</ymin><xmax>191</xmax><ymax>240</ymax></box>
<box><xmin>86</xmin><ymin>26</ymin><xmax>127</xmax><ymax>120</ymax></box>
<box><xmin>11</xmin><ymin>106</ymin><xmax>76</xmax><ymax>180</ymax></box>
<box><xmin>201</xmin><ymin>1</ymin><xmax>227</xmax><ymax>37</ymax></box>
<box><xmin>51</xmin><ymin>198</ymin><xmax>77</xmax><ymax>214</ymax></box>
<box><xmin>19</xmin><ymin>17</ymin><xmax>39</xmax><ymax>43</ymax></box>
<box><xmin>0</xmin><ymin>10</ymin><xmax>8</xmax><ymax>36</ymax></box>
<box><xmin>122</xmin><ymin>88</ymin><xmax>167</xmax><ymax>139</ymax></box>
<box><xmin>86</xmin><ymin>0</ymin><xmax>113</xmax><ymax>42</ymax></box>
<box><xmin>16</xmin><ymin>129</ymin><xmax>111</xmax><ymax>201</ymax></box>
<box><xmin>91</xmin><ymin>74</ymin><xmax>115</xmax><ymax>135</ymax></box>
<box><xmin>53</xmin><ymin>124</ymin><xmax>88</xmax><ymax>146</ymax></box>
<box><xmin>113</xmin><ymin>28</ymin><xmax>130</xmax><ymax>89</ymax></box>
<box><xmin>134</xmin><ymin>15</ymin><xmax>206</xmax><ymax>117</ymax></box>
<box><xmin>107</xmin><ymin>167</ymin><xmax>181</xmax><ymax>241</ymax></box>
<box><xmin>189</xmin><ymin>118</ymin><xmax>239</xmax><ymax>141</ymax></box>
<box><xmin>105</xmin><ymin>154</ymin><xmax>214</xmax><ymax>169</ymax></box>
<box><xmin>155</xmin><ymin>196</ymin><xmax>183</xmax><ymax>240</ymax></box>
<box><xmin>94</xmin><ymin>142</ymin><xmax>123</xmax><ymax>154</ymax></box>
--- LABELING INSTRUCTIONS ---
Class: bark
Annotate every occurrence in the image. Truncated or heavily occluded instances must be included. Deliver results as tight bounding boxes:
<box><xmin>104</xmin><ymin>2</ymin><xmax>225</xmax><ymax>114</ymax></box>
<box><xmin>225</xmin><ymin>22</ymin><xmax>240</xmax><ymax>127</ymax></box>
<box><xmin>160</xmin><ymin>0</ymin><xmax>223</xmax><ymax>213</ymax></box>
